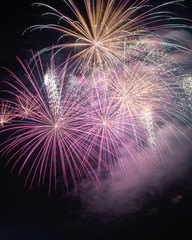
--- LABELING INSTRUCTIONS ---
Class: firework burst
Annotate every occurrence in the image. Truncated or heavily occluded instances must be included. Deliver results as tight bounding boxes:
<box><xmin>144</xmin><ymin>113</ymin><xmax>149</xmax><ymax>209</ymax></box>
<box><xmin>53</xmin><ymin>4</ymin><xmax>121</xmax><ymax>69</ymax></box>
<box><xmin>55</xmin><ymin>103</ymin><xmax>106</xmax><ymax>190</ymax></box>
<box><xmin>78</xmin><ymin>75</ymin><xmax>141</xmax><ymax>177</ymax></box>
<box><xmin>0</xmin><ymin>52</ymin><xmax>101</xmax><ymax>194</ymax></box>
<box><xmin>27</xmin><ymin>0</ymin><xmax>192</xmax><ymax>70</ymax></box>
<box><xmin>0</xmin><ymin>102</ymin><xmax>14</xmax><ymax>127</ymax></box>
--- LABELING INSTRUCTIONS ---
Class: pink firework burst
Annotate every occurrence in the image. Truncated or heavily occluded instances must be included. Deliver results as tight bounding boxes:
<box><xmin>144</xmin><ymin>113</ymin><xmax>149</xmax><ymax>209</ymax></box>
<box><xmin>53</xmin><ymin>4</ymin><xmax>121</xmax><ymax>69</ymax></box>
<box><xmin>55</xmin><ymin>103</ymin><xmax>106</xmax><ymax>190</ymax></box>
<box><xmin>75</xmin><ymin>72</ymin><xmax>146</xmax><ymax>178</ymax></box>
<box><xmin>0</xmin><ymin>52</ymin><xmax>100</xmax><ymax>194</ymax></box>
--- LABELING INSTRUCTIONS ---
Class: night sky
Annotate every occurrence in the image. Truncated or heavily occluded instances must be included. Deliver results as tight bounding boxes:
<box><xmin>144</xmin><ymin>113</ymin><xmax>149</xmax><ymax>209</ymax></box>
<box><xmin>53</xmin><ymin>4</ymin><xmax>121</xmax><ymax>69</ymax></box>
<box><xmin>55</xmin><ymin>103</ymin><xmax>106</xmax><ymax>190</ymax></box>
<box><xmin>0</xmin><ymin>1</ymin><xmax>192</xmax><ymax>240</ymax></box>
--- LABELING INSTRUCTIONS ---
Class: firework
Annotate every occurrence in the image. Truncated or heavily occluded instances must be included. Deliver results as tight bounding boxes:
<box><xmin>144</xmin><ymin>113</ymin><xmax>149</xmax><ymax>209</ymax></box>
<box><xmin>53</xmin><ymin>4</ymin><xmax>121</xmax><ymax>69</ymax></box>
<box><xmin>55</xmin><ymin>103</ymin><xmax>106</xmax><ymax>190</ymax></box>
<box><xmin>15</xmin><ymin>94</ymin><xmax>38</xmax><ymax>119</ymax></box>
<box><xmin>28</xmin><ymin>0</ymin><xmax>191</xmax><ymax>70</ymax></box>
<box><xmin>0</xmin><ymin>102</ymin><xmax>14</xmax><ymax>127</ymax></box>
<box><xmin>0</xmin><ymin>52</ymin><xmax>100</xmax><ymax>194</ymax></box>
<box><xmin>102</xmin><ymin>41</ymin><xmax>191</xmax><ymax>153</ymax></box>
<box><xmin>79</xmin><ymin>75</ymin><xmax>141</xmax><ymax>176</ymax></box>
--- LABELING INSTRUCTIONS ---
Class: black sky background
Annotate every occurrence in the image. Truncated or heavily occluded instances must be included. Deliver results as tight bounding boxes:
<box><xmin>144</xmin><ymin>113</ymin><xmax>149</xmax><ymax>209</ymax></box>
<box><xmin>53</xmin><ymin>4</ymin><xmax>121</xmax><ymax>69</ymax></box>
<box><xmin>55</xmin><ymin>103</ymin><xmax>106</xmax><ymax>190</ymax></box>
<box><xmin>0</xmin><ymin>1</ymin><xmax>192</xmax><ymax>240</ymax></box>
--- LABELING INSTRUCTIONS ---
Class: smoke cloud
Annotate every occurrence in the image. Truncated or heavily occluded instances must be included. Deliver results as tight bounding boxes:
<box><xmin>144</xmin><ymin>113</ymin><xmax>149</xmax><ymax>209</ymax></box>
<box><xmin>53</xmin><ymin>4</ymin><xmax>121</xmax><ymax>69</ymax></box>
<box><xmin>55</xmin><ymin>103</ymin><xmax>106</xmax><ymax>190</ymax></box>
<box><xmin>79</xmin><ymin>124</ymin><xmax>192</xmax><ymax>219</ymax></box>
